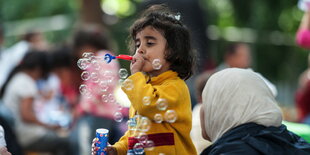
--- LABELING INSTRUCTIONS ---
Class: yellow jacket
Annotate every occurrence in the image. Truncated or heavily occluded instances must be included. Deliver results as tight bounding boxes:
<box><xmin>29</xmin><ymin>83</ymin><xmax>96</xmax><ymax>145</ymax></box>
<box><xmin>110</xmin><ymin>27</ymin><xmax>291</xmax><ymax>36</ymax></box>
<box><xmin>113</xmin><ymin>71</ymin><xmax>197</xmax><ymax>155</ymax></box>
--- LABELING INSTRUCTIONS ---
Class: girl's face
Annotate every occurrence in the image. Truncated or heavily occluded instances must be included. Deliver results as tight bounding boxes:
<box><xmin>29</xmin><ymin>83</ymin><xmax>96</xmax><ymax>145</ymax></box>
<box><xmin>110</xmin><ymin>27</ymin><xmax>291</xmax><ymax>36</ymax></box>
<box><xmin>134</xmin><ymin>26</ymin><xmax>171</xmax><ymax>76</ymax></box>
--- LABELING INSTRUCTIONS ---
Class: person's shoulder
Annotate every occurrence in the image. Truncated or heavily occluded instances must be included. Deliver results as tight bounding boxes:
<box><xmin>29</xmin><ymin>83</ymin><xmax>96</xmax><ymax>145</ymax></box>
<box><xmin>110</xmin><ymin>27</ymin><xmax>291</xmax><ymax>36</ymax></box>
<box><xmin>202</xmin><ymin>140</ymin><xmax>261</xmax><ymax>155</ymax></box>
<box><xmin>13</xmin><ymin>72</ymin><xmax>34</xmax><ymax>84</ymax></box>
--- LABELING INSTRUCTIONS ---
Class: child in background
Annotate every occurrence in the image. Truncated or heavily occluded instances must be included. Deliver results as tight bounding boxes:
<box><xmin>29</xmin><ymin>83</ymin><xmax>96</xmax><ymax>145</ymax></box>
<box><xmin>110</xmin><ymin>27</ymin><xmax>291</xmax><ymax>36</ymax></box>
<box><xmin>92</xmin><ymin>4</ymin><xmax>197</xmax><ymax>155</ymax></box>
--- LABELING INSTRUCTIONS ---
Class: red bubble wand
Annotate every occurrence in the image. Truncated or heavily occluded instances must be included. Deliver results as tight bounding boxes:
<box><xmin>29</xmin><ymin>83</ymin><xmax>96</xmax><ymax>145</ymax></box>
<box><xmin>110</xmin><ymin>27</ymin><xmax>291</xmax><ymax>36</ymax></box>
<box><xmin>104</xmin><ymin>53</ymin><xmax>132</xmax><ymax>63</ymax></box>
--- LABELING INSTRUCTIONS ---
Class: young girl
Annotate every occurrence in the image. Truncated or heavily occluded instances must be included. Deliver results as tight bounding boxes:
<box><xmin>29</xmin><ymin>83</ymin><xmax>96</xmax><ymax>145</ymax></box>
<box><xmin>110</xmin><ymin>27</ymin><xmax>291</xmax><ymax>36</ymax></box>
<box><xmin>93</xmin><ymin>4</ymin><xmax>197</xmax><ymax>155</ymax></box>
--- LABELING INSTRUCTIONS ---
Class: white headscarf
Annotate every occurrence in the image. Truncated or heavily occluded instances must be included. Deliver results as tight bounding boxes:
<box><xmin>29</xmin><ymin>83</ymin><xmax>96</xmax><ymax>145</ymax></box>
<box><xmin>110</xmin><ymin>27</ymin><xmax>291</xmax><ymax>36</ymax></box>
<box><xmin>201</xmin><ymin>68</ymin><xmax>282</xmax><ymax>142</ymax></box>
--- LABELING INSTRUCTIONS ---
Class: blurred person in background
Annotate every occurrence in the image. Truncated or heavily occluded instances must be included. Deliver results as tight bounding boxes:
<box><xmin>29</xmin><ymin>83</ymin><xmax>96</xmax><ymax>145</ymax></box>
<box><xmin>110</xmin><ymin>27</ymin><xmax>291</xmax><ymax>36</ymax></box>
<box><xmin>216</xmin><ymin>42</ymin><xmax>251</xmax><ymax>71</ymax></box>
<box><xmin>70</xmin><ymin>25</ymin><xmax>126</xmax><ymax>155</ymax></box>
<box><xmin>50</xmin><ymin>46</ymin><xmax>77</xmax><ymax>108</ymax></box>
<box><xmin>216</xmin><ymin>42</ymin><xmax>278</xmax><ymax>97</ymax></box>
<box><xmin>0</xmin><ymin>51</ymin><xmax>71</xmax><ymax>155</ymax></box>
<box><xmin>34</xmin><ymin>46</ymin><xmax>74</xmax><ymax>131</ymax></box>
<box><xmin>297</xmin><ymin>0</ymin><xmax>310</xmax><ymax>49</ymax></box>
<box><xmin>23</xmin><ymin>31</ymin><xmax>49</xmax><ymax>51</ymax></box>
<box><xmin>296</xmin><ymin>0</ymin><xmax>310</xmax><ymax>123</ymax></box>
<box><xmin>295</xmin><ymin>54</ymin><xmax>310</xmax><ymax>123</ymax></box>
<box><xmin>190</xmin><ymin>71</ymin><xmax>213</xmax><ymax>154</ymax></box>
<box><xmin>200</xmin><ymin>68</ymin><xmax>310</xmax><ymax>154</ymax></box>
<box><xmin>0</xmin><ymin>30</ymin><xmax>49</xmax><ymax>89</ymax></box>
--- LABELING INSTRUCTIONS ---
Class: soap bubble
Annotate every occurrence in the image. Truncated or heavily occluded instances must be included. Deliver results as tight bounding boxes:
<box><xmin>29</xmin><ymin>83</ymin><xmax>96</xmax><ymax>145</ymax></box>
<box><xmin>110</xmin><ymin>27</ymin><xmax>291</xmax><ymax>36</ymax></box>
<box><xmin>164</xmin><ymin>110</ymin><xmax>177</xmax><ymax>123</ymax></box>
<box><xmin>127</xmin><ymin>119</ymin><xmax>136</xmax><ymax>131</ymax></box>
<box><xmin>121</xmin><ymin>79</ymin><xmax>134</xmax><ymax>91</ymax></box>
<box><xmin>137</xmin><ymin>132</ymin><xmax>148</xmax><ymax>144</ymax></box>
<box><xmin>101</xmin><ymin>94</ymin><xmax>108</xmax><ymax>103</ymax></box>
<box><xmin>156</xmin><ymin>98</ymin><xmax>168</xmax><ymax>111</ymax></box>
<box><xmin>91</xmin><ymin>60</ymin><xmax>101</xmax><ymax>70</ymax></box>
<box><xmin>108</xmin><ymin>94</ymin><xmax>116</xmax><ymax>103</ymax></box>
<box><xmin>105</xmin><ymin>76</ymin><xmax>114</xmax><ymax>83</ymax></box>
<box><xmin>133</xmin><ymin>143</ymin><xmax>144</xmax><ymax>154</ymax></box>
<box><xmin>113</xmin><ymin>112</ymin><xmax>123</xmax><ymax>122</ymax></box>
<box><xmin>103</xmin><ymin>70</ymin><xmax>113</xmax><ymax>76</ymax></box>
<box><xmin>89</xmin><ymin>55</ymin><xmax>96</xmax><ymax>61</ymax></box>
<box><xmin>79</xmin><ymin>84</ymin><xmax>88</xmax><ymax>95</ymax></box>
<box><xmin>79</xmin><ymin>84</ymin><xmax>91</xmax><ymax>98</ymax></box>
<box><xmin>90</xmin><ymin>72</ymin><xmax>99</xmax><ymax>83</ymax></box>
<box><xmin>154</xmin><ymin>113</ymin><xmax>163</xmax><ymax>123</ymax></box>
<box><xmin>144</xmin><ymin>140</ymin><xmax>155</xmax><ymax>151</ymax></box>
<box><xmin>133</xmin><ymin>115</ymin><xmax>142</xmax><ymax>121</ymax></box>
<box><xmin>139</xmin><ymin>117</ymin><xmax>151</xmax><ymax>132</ymax></box>
<box><xmin>81</xmin><ymin>71</ymin><xmax>90</xmax><ymax>81</ymax></box>
<box><xmin>117</xmin><ymin>105</ymin><xmax>123</xmax><ymax>111</ymax></box>
<box><xmin>119</xmin><ymin>68</ymin><xmax>128</xmax><ymax>79</ymax></box>
<box><xmin>142</xmin><ymin>96</ymin><xmax>151</xmax><ymax>106</ymax></box>
<box><xmin>152</xmin><ymin>59</ymin><xmax>162</xmax><ymax>70</ymax></box>
<box><xmin>82</xmin><ymin>52</ymin><xmax>94</xmax><ymax>59</ymax></box>
<box><xmin>77</xmin><ymin>58</ymin><xmax>90</xmax><ymax>70</ymax></box>
<box><xmin>99</xmin><ymin>81</ymin><xmax>109</xmax><ymax>92</ymax></box>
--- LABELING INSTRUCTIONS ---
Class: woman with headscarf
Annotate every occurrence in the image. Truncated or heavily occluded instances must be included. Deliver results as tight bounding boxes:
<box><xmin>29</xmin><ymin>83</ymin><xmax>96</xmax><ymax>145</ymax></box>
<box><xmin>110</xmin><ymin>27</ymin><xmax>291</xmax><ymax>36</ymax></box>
<box><xmin>200</xmin><ymin>68</ymin><xmax>310</xmax><ymax>154</ymax></box>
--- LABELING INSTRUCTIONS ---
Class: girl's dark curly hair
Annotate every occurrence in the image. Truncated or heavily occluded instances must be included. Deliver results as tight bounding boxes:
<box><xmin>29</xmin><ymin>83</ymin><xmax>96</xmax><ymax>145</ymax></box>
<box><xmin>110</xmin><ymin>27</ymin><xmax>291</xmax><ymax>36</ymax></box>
<box><xmin>128</xmin><ymin>4</ymin><xmax>195</xmax><ymax>80</ymax></box>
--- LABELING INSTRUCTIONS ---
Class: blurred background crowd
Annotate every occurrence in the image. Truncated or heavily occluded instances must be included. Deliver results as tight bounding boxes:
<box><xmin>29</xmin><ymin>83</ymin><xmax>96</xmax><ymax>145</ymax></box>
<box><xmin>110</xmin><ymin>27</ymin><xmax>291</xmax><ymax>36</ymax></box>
<box><xmin>0</xmin><ymin>0</ymin><xmax>310</xmax><ymax>154</ymax></box>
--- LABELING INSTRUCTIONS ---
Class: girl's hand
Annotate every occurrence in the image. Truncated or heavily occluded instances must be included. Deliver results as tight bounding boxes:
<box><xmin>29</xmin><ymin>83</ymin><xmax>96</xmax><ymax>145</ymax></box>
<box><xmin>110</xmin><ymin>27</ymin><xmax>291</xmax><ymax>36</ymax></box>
<box><xmin>130</xmin><ymin>54</ymin><xmax>145</xmax><ymax>74</ymax></box>
<box><xmin>91</xmin><ymin>138</ymin><xmax>99</xmax><ymax>155</ymax></box>
<box><xmin>91</xmin><ymin>138</ymin><xmax>117</xmax><ymax>155</ymax></box>
<box><xmin>104</xmin><ymin>145</ymin><xmax>117</xmax><ymax>155</ymax></box>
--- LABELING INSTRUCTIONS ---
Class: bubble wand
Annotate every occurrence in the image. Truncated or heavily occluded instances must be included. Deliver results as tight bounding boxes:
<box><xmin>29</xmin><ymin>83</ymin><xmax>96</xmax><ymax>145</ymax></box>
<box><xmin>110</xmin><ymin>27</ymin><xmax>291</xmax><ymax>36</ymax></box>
<box><xmin>104</xmin><ymin>53</ymin><xmax>133</xmax><ymax>63</ymax></box>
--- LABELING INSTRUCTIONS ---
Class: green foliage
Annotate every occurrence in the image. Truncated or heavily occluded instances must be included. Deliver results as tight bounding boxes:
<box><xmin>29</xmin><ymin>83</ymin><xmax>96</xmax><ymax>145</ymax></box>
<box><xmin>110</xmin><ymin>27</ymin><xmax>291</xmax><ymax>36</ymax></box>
<box><xmin>202</xmin><ymin>0</ymin><xmax>307</xmax><ymax>80</ymax></box>
<box><xmin>0</xmin><ymin>0</ymin><xmax>78</xmax><ymax>46</ymax></box>
<box><xmin>0</xmin><ymin>0</ymin><xmax>78</xmax><ymax>21</ymax></box>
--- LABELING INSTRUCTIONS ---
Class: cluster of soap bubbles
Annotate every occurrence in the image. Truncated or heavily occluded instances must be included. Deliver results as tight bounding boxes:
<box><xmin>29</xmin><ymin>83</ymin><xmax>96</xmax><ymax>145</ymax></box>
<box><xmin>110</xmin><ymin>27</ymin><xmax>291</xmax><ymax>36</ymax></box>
<box><xmin>143</xmin><ymin>97</ymin><xmax>177</xmax><ymax>124</ymax></box>
<box><xmin>128</xmin><ymin>98</ymin><xmax>177</xmax><ymax>153</ymax></box>
<box><xmin>153</xmin><ymin>110</ymin><xmax>177</xmax><ymax>124</ymax></box>
<box><xmin>114</xmin><ymin>68</ymin><xmax>129</xmax><ymax>122</ymax></box>
<box><xmin>127</xmin><ymin>115</ymin><xmax>151</xmax><ymax>132</ymax></box>
<box><xmin>77</xmin><ymin>52</ymin><xmax>129</xmax><ymax>123</ymax></box>
<box><xmin>126</xmin><ymin>115</ymin><xmax>154</xmax><ymax>154</ymax></box>
<box><xmin>78</xmin><ymin>53</ymin><xmax>179</xmax><ymax>153</ymax></box>
<box><xmin>77</xmin><ymin>53</ymin><xmax>116</xmax><ymax>99</ymax></box>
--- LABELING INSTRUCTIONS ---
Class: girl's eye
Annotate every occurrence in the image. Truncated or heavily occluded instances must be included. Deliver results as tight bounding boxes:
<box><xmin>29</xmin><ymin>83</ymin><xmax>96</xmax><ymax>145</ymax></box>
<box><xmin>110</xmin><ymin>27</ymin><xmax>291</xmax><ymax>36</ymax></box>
<box><xmin>135</xmin><ymin>43</ymin><xmax>140</xmax><ymax>48</ymax></box>
<box><xmin>147</xmin><ymin>42</ymin><xmax>155</xmax><ymax>46</ymax></box>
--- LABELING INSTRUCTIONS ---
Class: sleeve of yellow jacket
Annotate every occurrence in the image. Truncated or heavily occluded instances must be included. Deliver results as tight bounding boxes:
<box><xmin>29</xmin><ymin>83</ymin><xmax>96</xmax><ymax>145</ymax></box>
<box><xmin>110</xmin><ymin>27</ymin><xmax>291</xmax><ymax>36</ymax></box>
<box><xmin>113</xmin><ymin>130</ymin><xmax>129</xmax><ymax>155</ymax></box>
<box><xmin>122</xmin><ymin>72</ymin><xmax>182</xmax><ymax>119</ymax></box>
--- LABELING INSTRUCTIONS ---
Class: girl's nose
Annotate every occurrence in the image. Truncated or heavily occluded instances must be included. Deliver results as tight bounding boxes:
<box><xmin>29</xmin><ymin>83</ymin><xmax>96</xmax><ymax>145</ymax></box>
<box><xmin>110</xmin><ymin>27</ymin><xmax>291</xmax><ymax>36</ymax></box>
<box><xmin>137</xmin><ymin>47</ymin><xmax>145</xmax><ymax>54</ymax></box>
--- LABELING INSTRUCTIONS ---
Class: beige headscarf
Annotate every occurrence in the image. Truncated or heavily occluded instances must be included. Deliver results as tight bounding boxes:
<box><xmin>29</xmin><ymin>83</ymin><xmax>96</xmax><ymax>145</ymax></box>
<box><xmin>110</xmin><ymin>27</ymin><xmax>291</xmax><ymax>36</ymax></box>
<box><xmin>201</xmin><ymin>68</ymin><xmax>282</xmax><ymax>142</ymax></box>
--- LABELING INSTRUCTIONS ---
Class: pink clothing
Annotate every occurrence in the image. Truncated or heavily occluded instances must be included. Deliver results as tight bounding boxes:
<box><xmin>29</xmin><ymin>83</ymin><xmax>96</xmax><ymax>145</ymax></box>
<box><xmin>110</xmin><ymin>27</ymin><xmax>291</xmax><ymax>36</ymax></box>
<box><xmin>296</xmin><ymin>29</ymin><xmax>310</xmax><ymax>49</ymax></box>
<box><xmin>78</xmin><ymin>51</ymin><xmax>127</xmax><ymax>119</ymax></box>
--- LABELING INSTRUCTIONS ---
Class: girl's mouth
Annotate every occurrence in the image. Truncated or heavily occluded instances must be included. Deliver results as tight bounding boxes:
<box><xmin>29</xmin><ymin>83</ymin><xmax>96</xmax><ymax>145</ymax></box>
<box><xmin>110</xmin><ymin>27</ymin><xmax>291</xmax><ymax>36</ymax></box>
<box><xmin>142</xmin><ymin>56</ymin><xmax>148</xmax><ymax>61</ymax></box>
